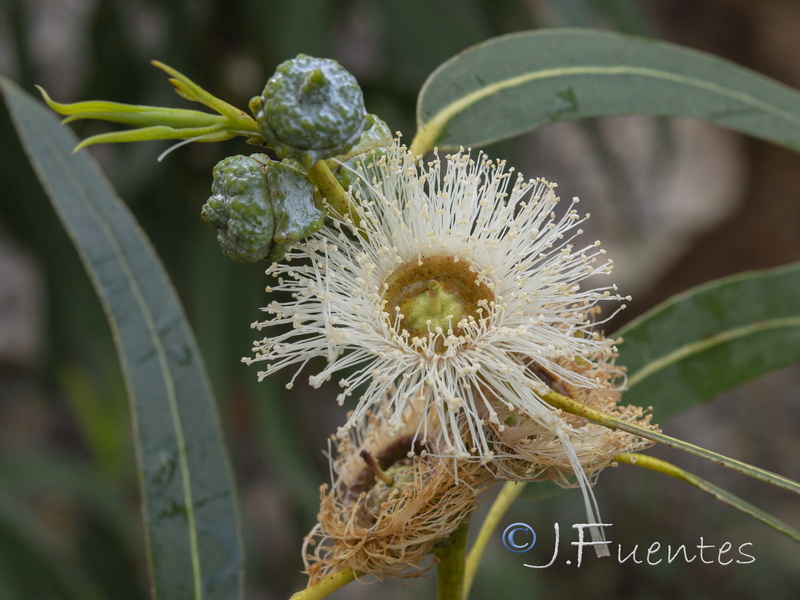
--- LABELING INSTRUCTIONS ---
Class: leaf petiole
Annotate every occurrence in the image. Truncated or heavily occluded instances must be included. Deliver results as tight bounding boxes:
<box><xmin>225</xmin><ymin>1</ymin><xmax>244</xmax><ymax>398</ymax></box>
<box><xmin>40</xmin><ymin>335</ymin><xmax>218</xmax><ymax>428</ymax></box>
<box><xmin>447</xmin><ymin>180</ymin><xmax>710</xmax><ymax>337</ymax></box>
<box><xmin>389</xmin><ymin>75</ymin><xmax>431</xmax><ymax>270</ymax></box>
<box><xmin>542</xmin><ymin>390</ymin><xmax>800</xmax><ymax>496</ymax></box>
<box><xmin>615</xmin><ymin>453</ymin><xmax>800</xmax><ymax>542</ymax></box>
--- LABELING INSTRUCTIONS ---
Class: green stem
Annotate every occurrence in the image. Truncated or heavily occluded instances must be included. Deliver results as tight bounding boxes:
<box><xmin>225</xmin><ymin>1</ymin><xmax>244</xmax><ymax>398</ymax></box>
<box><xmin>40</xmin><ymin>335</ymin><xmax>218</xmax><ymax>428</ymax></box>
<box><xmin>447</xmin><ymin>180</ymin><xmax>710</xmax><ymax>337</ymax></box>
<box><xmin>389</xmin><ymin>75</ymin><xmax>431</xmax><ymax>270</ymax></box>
<box><xmin>614</xmin><ymin>453</ymin><xmax>800</xmax><ymax>543</ymax></box>
<box><xmin>463</xmin><ymin>482</ymin><xmax>525</xmax><ymax>599</ymax></box>
<box><xmin>288</xmin><ymin>568</ymin><xmax>357</xmax><ymax>600</ymax></box>
<box><xmin>306</xmin><ymin>160</ymin><xmax>358</xmax><ymax>225</ymax></box>
<box><xmin>435</xmin><ymin>517</ymin><xmax>471</xmax><ymax>600</ymax></box>
<box><xmin>542</xmin><ymin>390</ymin><xmax>800</xmax><ymax>496</ymax></box>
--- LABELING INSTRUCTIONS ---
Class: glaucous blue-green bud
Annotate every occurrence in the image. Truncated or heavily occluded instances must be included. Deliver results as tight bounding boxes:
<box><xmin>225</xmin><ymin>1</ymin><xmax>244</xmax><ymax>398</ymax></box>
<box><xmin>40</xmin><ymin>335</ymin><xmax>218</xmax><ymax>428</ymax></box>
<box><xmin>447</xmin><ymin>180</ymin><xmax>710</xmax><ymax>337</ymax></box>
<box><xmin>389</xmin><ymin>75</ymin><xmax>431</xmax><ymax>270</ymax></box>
<box><xmin>201</xmin><ymin>154</ymin><xmax>324</xmax><ymax>263</ymax></box>
<box><xmin>202</xmin><ymin>154</ymin><xmax>275</xmax><ymax>263</ymax></box>
<box><xmin>252</xmin><ymin>55</ymin><xmax>366</xmax><ymax>167</ymax></box>
<box><xmin>266</xmin><ymin>160</ymin><xmax>325</xmax><ymax>261</ymax></box>
<box><xmin>334</xmin><ymin>114</ymin><xmax>392</xmax><ymax>162</ymax></box>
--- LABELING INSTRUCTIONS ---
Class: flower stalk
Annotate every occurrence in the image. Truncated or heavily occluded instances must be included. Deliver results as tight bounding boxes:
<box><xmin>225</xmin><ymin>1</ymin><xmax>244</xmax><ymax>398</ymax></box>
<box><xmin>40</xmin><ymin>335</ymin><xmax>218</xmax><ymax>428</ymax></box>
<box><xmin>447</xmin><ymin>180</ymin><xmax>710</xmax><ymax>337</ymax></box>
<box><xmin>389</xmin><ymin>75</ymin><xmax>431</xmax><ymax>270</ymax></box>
<box><xmin>463</xmin><ymin>482</ymin><xmax>526</xmax><ymax>599</ymax></box>
<box><xmin>435</xmin><ymin>517</ymin><xmax>471</xmax><ymax>600</ymax></box>
<box><xmin>288</xmin><ymin>568</ymin><xmax>357</xmax><ymax>600</ymax></box>
<box><xmin>305</xmin><ymin>160</ymin><xmax>358</xmax><ymax>224</ymax></box>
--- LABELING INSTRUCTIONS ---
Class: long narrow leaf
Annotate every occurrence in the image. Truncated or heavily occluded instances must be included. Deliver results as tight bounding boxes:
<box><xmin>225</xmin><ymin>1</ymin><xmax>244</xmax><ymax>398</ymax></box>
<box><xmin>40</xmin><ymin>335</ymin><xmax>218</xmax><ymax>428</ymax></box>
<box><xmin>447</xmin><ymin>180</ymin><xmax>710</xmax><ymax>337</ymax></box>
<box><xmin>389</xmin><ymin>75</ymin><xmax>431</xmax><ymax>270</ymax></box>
<box><xmin>412</xmin><ymin>28</ymin><xmax>800</xmax><ymax>154</ymax></box>
<box><xmin>617</xmin><ymin>263</ymin><xmax>800</xmax><ymax>421</ymax></box>
<box><xmin>1</xmin><ymin>78</ymin><xmax>244</xmax><ymax>600</ymax></box>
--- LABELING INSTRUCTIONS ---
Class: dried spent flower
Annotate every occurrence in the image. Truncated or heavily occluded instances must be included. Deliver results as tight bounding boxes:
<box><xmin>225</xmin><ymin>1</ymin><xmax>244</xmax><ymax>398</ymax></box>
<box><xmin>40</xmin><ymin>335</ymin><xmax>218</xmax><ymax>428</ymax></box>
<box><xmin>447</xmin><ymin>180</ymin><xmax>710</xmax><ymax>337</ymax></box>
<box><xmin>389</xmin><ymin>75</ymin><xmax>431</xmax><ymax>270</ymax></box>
<box><xmin>480</xmin><ymin>352</ymin><xmax>657</xmax><ymax>529</ymax></box>
<box><xmin>303</xmin><ymin>401</ymin><xmax>491</xmax><ymax>582</ymax></box>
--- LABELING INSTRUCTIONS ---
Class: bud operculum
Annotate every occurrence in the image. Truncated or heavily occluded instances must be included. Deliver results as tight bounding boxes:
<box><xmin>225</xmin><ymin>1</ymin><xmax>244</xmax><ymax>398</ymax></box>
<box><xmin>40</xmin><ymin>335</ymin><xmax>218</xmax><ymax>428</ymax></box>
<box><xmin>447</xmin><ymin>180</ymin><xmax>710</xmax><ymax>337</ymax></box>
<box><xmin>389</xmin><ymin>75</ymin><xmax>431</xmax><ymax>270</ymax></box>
<box><xmin>254</xmin><ymin>54</ymin><xmax>367</xmax><ymax>167</ymax></box>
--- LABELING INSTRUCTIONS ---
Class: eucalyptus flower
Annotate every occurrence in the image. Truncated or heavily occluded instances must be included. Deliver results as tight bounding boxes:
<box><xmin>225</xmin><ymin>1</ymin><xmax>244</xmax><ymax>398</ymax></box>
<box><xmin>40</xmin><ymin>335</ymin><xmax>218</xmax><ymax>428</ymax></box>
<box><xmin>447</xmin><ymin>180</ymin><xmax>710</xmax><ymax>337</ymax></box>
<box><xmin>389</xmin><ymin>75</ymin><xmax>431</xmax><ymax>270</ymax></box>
<box><xmin>244</xmin><ymin>141</ymin><xmax>651</xmax><ymax>500</ymax></box>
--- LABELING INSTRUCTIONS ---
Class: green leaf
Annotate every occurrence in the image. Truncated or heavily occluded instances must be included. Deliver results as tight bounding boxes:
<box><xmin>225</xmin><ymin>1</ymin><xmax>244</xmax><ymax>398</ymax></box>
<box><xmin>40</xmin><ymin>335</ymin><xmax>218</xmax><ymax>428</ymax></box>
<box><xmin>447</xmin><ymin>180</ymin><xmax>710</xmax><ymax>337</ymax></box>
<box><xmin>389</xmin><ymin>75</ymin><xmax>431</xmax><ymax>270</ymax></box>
<box><xmin>1</xmin><ymin>78</ymin><xmax>244</xmax><ymax>600</ymax></box>
<box><xmin>35</xmin><ymin>61</ymin><xmax>258</xmax><ymax>152</ymax></box>
<box><xmin>36</xmin><ymin>86</ymin><xmax>223</xmax><ymax>127</ymax></box>
<box><xmin>412</xmin><ymin>28</ymin><xmax>800</xmax><ymax>154</ymax></box>
<box><xmin>616</xmin><ymin>263</ymin><xmax>800</xmax><ymax>421</ymax></box>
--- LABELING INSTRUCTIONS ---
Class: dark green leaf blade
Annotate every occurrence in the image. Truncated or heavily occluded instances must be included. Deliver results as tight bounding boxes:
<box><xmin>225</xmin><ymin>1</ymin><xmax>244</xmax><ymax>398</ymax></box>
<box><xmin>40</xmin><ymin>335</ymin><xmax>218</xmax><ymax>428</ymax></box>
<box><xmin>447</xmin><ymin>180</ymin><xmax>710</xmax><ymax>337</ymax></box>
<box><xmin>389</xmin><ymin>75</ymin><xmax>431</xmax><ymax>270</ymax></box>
<box><xmin>1</xmin><ymin>78</ymin><xmax>243</xmax><ymax>600</ymax></box>
<box><xmin>616</xmin><ymin>263</ymin><xmax>800</xmax><ymax>421</ymax></box>
<box><xmin>413</xmin><ymin>28</ymin><xmax>800</xmax><ymax>153</ymax></box>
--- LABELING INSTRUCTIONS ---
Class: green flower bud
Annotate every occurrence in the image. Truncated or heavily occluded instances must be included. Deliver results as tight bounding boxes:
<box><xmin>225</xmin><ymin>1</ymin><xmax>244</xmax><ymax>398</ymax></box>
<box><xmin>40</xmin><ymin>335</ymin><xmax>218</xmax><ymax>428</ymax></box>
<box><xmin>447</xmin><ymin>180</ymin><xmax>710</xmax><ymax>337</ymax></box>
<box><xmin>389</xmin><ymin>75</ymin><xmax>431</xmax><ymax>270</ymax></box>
<box><xmin>201</xmin><ymin>154</ymin><xmax>324</xmax><ymax>263</ymax></box>
<box><xmin>254</xmin><ymin>55</ymin><xmax>366</xmax><ymax>167</ymax></box>
<box><xmin>202</xmin><ymin>154</ymin><xmax>275</xmax><ymax>263</ymax></box>
<box><xmin>266</xmin><ymin>160</ymin><xmax>325</xmax><ymax>261</ymax></box>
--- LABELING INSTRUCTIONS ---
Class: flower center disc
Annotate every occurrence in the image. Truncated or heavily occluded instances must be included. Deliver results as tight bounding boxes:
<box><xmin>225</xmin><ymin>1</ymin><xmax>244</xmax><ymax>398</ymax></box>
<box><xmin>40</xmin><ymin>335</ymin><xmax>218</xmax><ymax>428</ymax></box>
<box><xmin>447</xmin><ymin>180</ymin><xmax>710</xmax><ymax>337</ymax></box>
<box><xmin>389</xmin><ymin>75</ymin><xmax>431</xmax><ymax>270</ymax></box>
<box><xmin>382</xmin><ymin>256</ymin><xmax>494</xmax><ymax>344</ymax></box>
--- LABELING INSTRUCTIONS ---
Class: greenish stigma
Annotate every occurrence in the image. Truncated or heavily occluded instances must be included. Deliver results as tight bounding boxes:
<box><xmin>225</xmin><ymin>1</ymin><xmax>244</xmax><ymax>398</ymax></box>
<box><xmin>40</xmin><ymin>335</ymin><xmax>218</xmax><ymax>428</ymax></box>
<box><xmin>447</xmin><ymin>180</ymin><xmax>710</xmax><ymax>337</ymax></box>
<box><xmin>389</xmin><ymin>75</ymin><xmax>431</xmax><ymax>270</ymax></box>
<box><xmin>382</xmin><ymin>255</ymin><xmax>495</xmax><ymax>349</ymax></box>
<box><xmin>403</xmin><ymin>280</ymin><xmax>464</xmax><ymax>334</ymax></box>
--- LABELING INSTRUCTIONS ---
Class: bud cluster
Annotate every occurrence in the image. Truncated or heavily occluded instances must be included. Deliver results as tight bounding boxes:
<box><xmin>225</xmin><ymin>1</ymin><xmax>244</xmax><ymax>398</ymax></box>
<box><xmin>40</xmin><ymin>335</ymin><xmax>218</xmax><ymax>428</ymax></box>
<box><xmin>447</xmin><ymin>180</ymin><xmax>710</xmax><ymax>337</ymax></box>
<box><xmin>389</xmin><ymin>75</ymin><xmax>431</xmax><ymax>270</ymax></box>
<box><xmin>203</xmin><ymin>55</ymin><xmax>391</xmax><ymax>262</ymax></box>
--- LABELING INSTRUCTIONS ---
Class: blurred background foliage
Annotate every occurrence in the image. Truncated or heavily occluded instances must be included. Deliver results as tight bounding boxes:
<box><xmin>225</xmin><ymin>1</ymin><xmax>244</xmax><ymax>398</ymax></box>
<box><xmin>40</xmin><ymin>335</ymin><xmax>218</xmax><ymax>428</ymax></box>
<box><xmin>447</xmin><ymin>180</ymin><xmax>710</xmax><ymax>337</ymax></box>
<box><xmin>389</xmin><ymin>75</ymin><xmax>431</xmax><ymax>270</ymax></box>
<box><xmin>1</xmin><ymin>0</ymin><xmax>799</xmax><ymax>599</ymax></box>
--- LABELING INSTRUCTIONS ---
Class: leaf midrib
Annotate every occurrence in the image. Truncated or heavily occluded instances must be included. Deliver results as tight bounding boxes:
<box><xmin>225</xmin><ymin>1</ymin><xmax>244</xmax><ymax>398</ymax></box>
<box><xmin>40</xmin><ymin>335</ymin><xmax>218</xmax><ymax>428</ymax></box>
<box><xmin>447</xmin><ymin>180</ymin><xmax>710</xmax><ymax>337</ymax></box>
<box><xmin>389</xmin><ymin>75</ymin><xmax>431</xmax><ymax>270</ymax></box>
<box><xmin>627</xmin><ymin>315</ymin><xmax>800</xmax><ymax>389</ymax></box>
<box><xmin>7</xmin><ymin>84</ymin><xmax>204</xmax><ymax>600</ymax></box>
<box><xmin>413</xmin><ymin>65</ymin><xmax>800</xmax><ymax>152</ymax></box>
